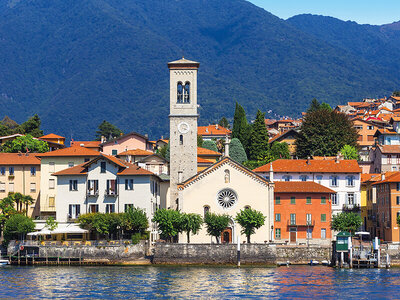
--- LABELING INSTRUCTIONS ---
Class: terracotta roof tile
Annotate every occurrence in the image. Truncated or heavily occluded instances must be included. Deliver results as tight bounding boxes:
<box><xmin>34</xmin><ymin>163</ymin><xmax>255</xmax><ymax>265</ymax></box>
<box><xmin>274</xmin><ymin>181</ymin><xmax>335</xmax><ymax>193</ymax></box>
<box><xmin>197</xmin><ymin>147</ymin><xmax>222</xmax><ymax>156</ymax></box>
<box><xmin>253</xmin><ymin>159</ymin><xmax>361</xmax><ymax>173</ymax></box>
<box><xmin>372</xmin><ymin>172</ymin><xmax>400</xmax><ymax>184</ymax></box>
<box><xmin>53</xmin><ymin>163</ymin><xmax>87</xmax><ymax>176</ymax></box>
<box><xmin>0</xmin><ymin>153</ymin><xmax>40</xmax><ymax>165</ymax></box>
<box><xmin>198</xmin><ymin>125</ymin><xmax>231</xmax><ymax>136</ymax></box>
<box><xmin>378</xmin><ymin>145</ymin><xmax>400</xmax><ymax>154</ymax></box>
<box><xmin>197</xmin><ymin>157</ymin><xmax>213</xmax><ymax>163</ymax></box>
<box><xmin>361</xmin><ymin>173</ymin><xmax>379</xmax><ymax>183</ymax></box>
<box><xmin>70</xmin><ymin>141</ymin><xmax>101</xmax><ymax>148</ymax></box>
<box><xmin>38</xmin><ymin>146</ymin><xmax>101</xmax><ymax>157</ymax></box>
<box><xmin>39</xmin><ymin>133</ymin><xmax>65</xmax><ymax>139</ymax></box>
<box><xmin>117</xmin><ymin>149</ymin><xmax>153</xmax><ymax>156</ymax></box>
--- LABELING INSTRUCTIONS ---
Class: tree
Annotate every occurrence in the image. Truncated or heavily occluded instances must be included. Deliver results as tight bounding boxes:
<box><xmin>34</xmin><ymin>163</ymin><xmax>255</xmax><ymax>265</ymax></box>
<box><xmin>202</xmin><ymin>140</ymin><xmax>218</xmax><ymax>152</ymax></box>
<box><xmin>152</xmin><ymin>209</ymin><xmax>183</xmax><ymax>242</ymax></box>
<box><xmin>165</xmin><ymin>142</ymin><xmax>170</xmax><ymax>161</ymax></box>
<box><xmin>229</xmin><ymin>138</ymin><xmax>247</xmax><ymax>163</ymax></box>
<box><xmin>232</xmin><ymin>102</ymin><xmax>249</xmax><ymax>151</ymax></box>
<box><xmin>393</xmin><ymin>91</ymin><xmax>400</xmax><ymax>97</ymax></box>
<box><xmin>158</xmin><ymin>142</ymin><xmax>169</xmax><ymax>160</ymax></box>
<box><xmin>45</xmin><ymin>216</ymin><xmax>58</xmax><ymax>231</ymax></box>
<box><xmin>235</xmin><ymin>208</ymin><xmax>265</xmax><ymax>243</ymax></box>
<box><xmin>17</xmin><ymin>114</ymin><xmax>43</xmax><ymax>137</ymax></box>
<box><xmin>3</xmin><ymin>214</ymin><xmax>35</xmax><ymax>242</ymax></box>
<box><xmin>320</xmin><ymin>102</ymin><xmax>332</xmax><ymax>111</ymax></box>
<box><xmin>181</xmin><ymin>213</ymin><xmax>203</xmax><ymax>243</ymax></box>
<box><xmin>331</xmin><ymin>212</ymin><xmax>362</xmax><ymax>233</ymax></box>
<box><xmin>270</xmin><ymin>142</ymin><xmax>290</xmax><ymax>160</ymax></box>
<box><xmin>197</xmin><ymin>135</ymin><xmax>203</xmax><ymax>148</ymax></box>
<box><xmin>21</xmin><ymin>195</ymin><xmax>34</xmax><ymax>216</ymax></box>
<box><xmin>218</xmin><ymin>117</ymin><xmax>230</xmax><ymax>129</ymax></box>
<box><xmin>341</xmin><ymin>145</ymin><xmax>359</xmax><ymax>160</ymax></box>
<box><xmin>1</xmin><ymin>134</ymin><xmax>49</xmax><ymax>153</ymax></box>
<box><xmin>295</xmin><ymin>109</ymin><xmax>358</xmax><ymax>158</ymax></box>
<box><xmin>122</xmin><ymin>207</ymin><xmax>148</xmax><ymax>234</ymax></box>
<box><xmin>248</xmin><ymin>110</ymin><xmax>269</xmax><ymax>160</ymax></box>
<box><xmin>95</xmin><ymin>120</ymin><xmax>123</xmax><ymax>141</ymax></box>
<box><xmin>204</xmin><ymin>212</ymin><xmax>230</xmax><ymax>244</ymax></box>
<box><xmin>307</xmin><ymin>98</ymin><xmax>320</xmax><ymax>113</ymax></box>
<box><xmin>0</xmin><ymin>196</ymin><xmax>17</xmax><ymax>237</ymax></box>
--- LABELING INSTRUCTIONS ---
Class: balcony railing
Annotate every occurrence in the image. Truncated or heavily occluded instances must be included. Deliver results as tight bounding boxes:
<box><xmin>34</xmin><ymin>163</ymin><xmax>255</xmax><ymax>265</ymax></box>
<box><xmin>287</xmin><ymin>220</ymin><xmax>315</xmax><ymax>227</ymax></box>
<box><xmin>87</xmin><ymin>190</ymin><xmax>99</xmax><ymax>197</ymax></box>
<box><xmin>105</xmin><ymin>189</ymin><xmax>118</xmax><ymax>196</ymax></box>
<box><xmin>342</xmin><ymin>204</ymin><xmax>361</xmax><ymax>212</ymax></box>
<box><xmin>67</xmin><ymin>214</ymin><xmax>80</xmax><ymax>221</ymax></box>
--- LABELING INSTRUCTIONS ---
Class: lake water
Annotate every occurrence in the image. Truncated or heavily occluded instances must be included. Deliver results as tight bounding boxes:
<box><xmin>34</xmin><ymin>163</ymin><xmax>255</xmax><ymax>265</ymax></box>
<box><xmin>0</xmin><ymin>265</ymin><xmax>399</xmax><ymax>299</ymax></box>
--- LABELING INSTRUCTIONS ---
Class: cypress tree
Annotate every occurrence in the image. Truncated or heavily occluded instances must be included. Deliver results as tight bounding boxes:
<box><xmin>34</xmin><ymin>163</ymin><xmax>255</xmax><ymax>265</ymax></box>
<box><xmin>218</xmin><ymin>117</ymin><xmax>230</xmax><ymax>129</ymax></box>
<box><xmin>229</xmin><ymin>138</ymin><xmax>247</xmax><ymax>164</ymax></box>
<box><xmin>248</xmin><ymin>110</ymin><xmax>269</xmax><ymax>160</ymax></box>
<box><xmin>307</xmin><ymin>98</ymin><xmax>321</xmax><ymax>113</ymax></box>
<box><xmin>232</xmin><ymin>102</ymin><xmax>249</xmax><ymax>151</ymax></box>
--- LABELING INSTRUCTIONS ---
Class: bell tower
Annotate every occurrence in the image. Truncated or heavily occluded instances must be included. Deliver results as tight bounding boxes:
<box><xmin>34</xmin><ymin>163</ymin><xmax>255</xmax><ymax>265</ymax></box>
<box><xmin>168</xmin><ymin>58</ymin><xmax>199</xmax><ymax>209</ymax></box>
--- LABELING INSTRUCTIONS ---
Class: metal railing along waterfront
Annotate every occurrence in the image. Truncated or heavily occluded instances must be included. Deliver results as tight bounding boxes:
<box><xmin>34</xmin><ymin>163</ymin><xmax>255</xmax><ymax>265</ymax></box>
<box><xmin>20</xmin><ymin>240</ymin><xmax>133</xmax><ymax>247</ymax></box>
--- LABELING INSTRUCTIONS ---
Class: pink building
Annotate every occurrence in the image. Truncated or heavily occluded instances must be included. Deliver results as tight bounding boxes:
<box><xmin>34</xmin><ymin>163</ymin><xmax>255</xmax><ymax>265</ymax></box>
<box><xmin>101</xmin><ymin>132</ymin><xmax>154</xmax><ymax>156</ymax></box>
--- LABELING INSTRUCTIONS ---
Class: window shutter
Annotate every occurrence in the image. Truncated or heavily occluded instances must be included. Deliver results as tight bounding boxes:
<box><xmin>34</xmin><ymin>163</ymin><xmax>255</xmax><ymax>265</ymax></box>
<box><xmin>69</xmin><ymin>205</ymin><xmax>72</xmax><ymax>216</ymax></box>
<box><xmin>77</xmin><ymin>205</ymin><xmax>80</xmax><ymax>216</ymax></box>
<box><xmin>125</xmin><ymin>179</ymin><xmax>128</xmax><ymax>190</ymax></box>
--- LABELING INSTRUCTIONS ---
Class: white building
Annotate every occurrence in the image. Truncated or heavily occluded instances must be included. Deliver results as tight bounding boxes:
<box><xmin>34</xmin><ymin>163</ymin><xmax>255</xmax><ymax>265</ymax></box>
<box><xmin>53</xmin><ymin>154</ymin><xmax>162</xmax><ymax>241</ymax></box>
<box><xmin>253</xmin><ymin>158</ymin><xmax>362</xmax><ymax>216</ymax></box>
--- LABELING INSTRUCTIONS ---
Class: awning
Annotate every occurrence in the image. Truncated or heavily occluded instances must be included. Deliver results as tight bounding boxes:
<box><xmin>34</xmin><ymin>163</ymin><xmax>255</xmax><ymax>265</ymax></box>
<box><xmin>27</xmin><ymin>224</ymin><xmax>88</xmax><ymax>236</ymax></box>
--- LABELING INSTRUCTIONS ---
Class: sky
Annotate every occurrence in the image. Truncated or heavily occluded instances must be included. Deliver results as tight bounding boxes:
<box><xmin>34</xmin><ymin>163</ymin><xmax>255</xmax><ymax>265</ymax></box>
<box><xmin>249</xmin><ymin>0</ymin><xmax>400</xmax><ymax>25</ymax></box>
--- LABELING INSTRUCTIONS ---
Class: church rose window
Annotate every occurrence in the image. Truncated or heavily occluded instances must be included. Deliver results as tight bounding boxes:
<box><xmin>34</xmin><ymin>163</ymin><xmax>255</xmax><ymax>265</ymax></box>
<box><xmin>217</xmin><ymin>189</ymin><xmax>237</xmax><ymax>209</ymax></box>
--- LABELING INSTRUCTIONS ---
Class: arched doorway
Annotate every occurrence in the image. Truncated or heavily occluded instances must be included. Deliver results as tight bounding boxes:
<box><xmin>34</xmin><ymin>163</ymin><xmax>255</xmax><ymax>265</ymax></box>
<box><xmin>221</xmin><ymin>228</ymin><xmax>232</xmax><ymax>243</ymax></box>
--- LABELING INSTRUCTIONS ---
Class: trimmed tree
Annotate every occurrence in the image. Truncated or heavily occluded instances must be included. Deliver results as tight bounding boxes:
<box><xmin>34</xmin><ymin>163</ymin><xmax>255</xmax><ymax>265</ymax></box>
<box><xmin>204</xmin><ymin>212</ymin><xmax>230</xmax><ymax>244</ymax></box>
<box><xmin>235</xmin><ymin>208</ymin><xmax>265</xmax><ymax>243</ymax></box>
<box><xmin>232</xmin><ymin>102</ymin><xmax>249</xmax><ymax>151</ymax></box>
<box><xmin>331</xmin><ymin>212</ymin><xmax>362</xmax><ymax>234</ymax></box>
<box><xmin>248</xmin><ymin>110</ymin><xmax>269</xmax><ymax>160</ymax></box>
<box><xmin>181</xmin><ymin>213</ymin><xmax>203</xmax><ymax>243</ymax></box>
<box><xmin>270</xmin><ymin>142</ymin><xmax>290</xmax><ymax>160</ymax></box>
<box><xmin>229</xmin><ymin>138</ymin><xmax>247</xmax><ymax>164</ymax></box>
<box><xmin>202</xmin><ymin>140</ymin><xmax>219</xmax><ymax>152</ymax></box>
<box><xmin>341</xmin><ymin>145</ymin><xmax>359</xmax><ymax>160</ymax></box>
<box><xmin>122</xmin><ymin>207</ymin><xmax>149</xmax><ymax>234</ymax></box>
<box><xmin>152</xmin><ymin>209</ymin><xmax>183</xmax><ymax>242</ymax></box>
<box><xmin>3</xmin><ymin>214</ymin><xmax>35</xmax><ymax>242</ymax></box>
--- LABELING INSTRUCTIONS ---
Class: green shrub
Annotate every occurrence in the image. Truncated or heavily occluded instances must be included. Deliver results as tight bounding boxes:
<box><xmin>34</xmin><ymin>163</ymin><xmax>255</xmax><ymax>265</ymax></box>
<box><xmin>131</xmin><ymin>233</ymin><xmax>141</xmax><ymax>245</ymax></box>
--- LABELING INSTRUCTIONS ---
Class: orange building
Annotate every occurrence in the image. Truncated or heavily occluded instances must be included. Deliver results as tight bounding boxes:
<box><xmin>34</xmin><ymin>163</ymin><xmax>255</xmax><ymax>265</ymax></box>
<box><xmin>274</xmin><ymin>181</ymin><xmax>334</xmax><ymax>245</ymax></box>
<box><xmin>39</xmin><ymin>133</ymin><xmax>66</xmax><ymax>145</ymax></box>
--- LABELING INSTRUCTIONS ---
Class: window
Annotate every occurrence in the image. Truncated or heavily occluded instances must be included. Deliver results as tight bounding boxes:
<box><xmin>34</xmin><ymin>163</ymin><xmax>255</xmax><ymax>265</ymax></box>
<box><xmin>49</xmin><ymin>179</ymin><xmax>55</xmax><ymax>189</ymax></box>
<box><xmin>321</xmin><ymin>197</ymin><xmax>326</xmax><ymax>204</ymax></box>
<box><xmin>347</xmin><ymin>193</ymin><xmax>355</xmax><ymax>205</ymax></box>
<box><xmin>0</xmin><ymin>182</ymin><xmax>5</xmax><ymax>192</ymax></box>
<box><xmin>69</xmin><ymin>180</ymin><xmax>78</xmax><ymax>191</ymax></box>
<box><xmin>68</xmin><ymin>162</ymin><xmax>74</xmax><ymax>168</ymax></box>
<box><xmin>321</xmin><ymin>228</ymin><xmax>326</xmax><ymax>239</ymax></box>
<box><xmin>367</xmin><ymin>135</ymin><xmax>374</xmax><ymax>141</ymax></box>
<box><xmin>283</xmin><ymin>175</ymin><xmax>291</xmax><ymax>182</ymax></box>
<box><xmin>30</xmin><ymin>167</ymin><xmax>36</xmax><ymax>176</ymax></box>
<box><xmin>179</xmin><ymin>135</ymin><xmax>183</xmax><ymax>145</ymax></box>
<box><xmin>87</xmin><ymin>180</ymin><xmax>99</xmax><ymax>195</ymax></box>
<box><xmin>68</xmin><ymin>204</ymin><xmax>80</xmax><ymax>219</ymax></box>
<box><xmin>49</xmin><ymin>162</ymin><xmax>55</xmax><ymax>173</ymax></box>
<box><xmin>316</xmin><ymin>175</ymin><xmax>322</xmax><ymax>184</ymax></box>
<box><xmin>49</xmin><ymin>197</ymin><xmax>55</xmax><ymax>207</ymax></box>
<box><xmin>397</xmin><ymin>196</ymin><xmax>400</xmax><ymax>205</ymax></box>
<box><xmin>84</xmin><ymin>158</ymin><xmax>90</xmax><ymax>162</ymax></box>
<box><xmin>204</xmin><ymin>205</ymin><xmax>210</xmax><ymax>217</ymax></box>
<box><xmin>275</xmin><ymin>228</ymin><xmax>281</xmax><ymax>240</ymax></box>
<box><xmin>106</xmin><ymin>179</ymin><xmax>117</xmax><ymax>195</ymax></box>
<box><xmin>112</xmin><ymin>150</ymin><xmax>118</xmax><ymax>156</ymax></box>
<box><xmin>106</xmin><ymin>204</ymin><xmax>115</xmax><ymax>214</ymax></box>
<box><xmin>89</xmin><ymin>204</ymin><xmax>99</xmax><ymax>213</ymax></box>
<box><xmin>346</xmin><ymin>176</ymin><xmax>355</xmax><ymax>187</ymax></box>
<box><xmin>9</xmin><ymin>182</ymin><xmax>14</xmax><ymax>192</ymax></box>
<box><xmin>306</xmin><ymin>197</ymin><xmax>311</xmax><ymax>204</ymax></box>
<box><xmin>355</xmin><ymin>125</ymin><xmax>363</xmax><ymax>130</ymax></box>
<box><xmin>397</xmin><ymin>183</ymin><xmax>400</xmax><ymax>191</ymax></box>
<box><xmin>330</xmin><ymin>176</ymin><xmax>338</xmax><ymax>187</ymax></box>
<box><xmin>224</xmin><ymin>169</ymin><xmax>230</xmax><ymax>183</ymax></box>
<box><xmin>306</xmin><ymin>228</ymin><xmax>312</xmax><ymax>239</ymax></box>
<box><xmin>100</xmin><ymin>162</ymin><xmax>106</xmax><ymax>173</ymax></box>
<box><xmin>125</xmin><ymin>179</ymin><xmax>134</xmax><ymax>190</ymax></box>
<box><xmin>30</xmin><ymin>183</ymin><xmax>36</xmax><ymax>193</ymax></box>
<box><xmin>321</xmin><ymin>214</ymin><xmax>326</xmax><ymax>222</ymax></box>
<box><xmin>306</xmin><ymin>214</ymin><xmax>312</xmax><ymax>225</ymax></box>
<box><xmin>0</xmin><ymin>167</ymin><xmax>5</xmax><ymax>176</ymax></box>
<box><xmin>290</xmin><ymin>214</ymin><xmax>296</xmax><ymax>225</ymax></box>
<box><xmin>388</xmin><ymin>155</ymin><xmax>392</xmax><ymax>164</ymax></box>
<box><xmin>275</xmin><ymin>213</ymin><xmax>281</xmax><ymax>222</ymax></box>
<box><xmin>290</xmin><ymin>197</ymin><xmax>296</xmax><ymax>204</ymax></box>
<box><xmin>177</xmin><ymin>82</ymin><xmax>183</xmax><ymax>103</ymax></box>
<box><xmin>275</xmin><ymin>197</ymin><xmax>281</xmax><ymax>204</ymax></box>
<box><xmin>367</xmin><ymin>125</ymin><xmax>374</xmax><ymax>130</ymax></box>
<box><xmin>125</xmin><ymin>204</ymin><xmax>134</xmax><ymax>212</ymax></box>
<box><xmin>183</xmin><ymin>82</ymin><xmax>190</xmax><ymax>103</ymax></box>
<box><xmin>300</xmin><ymin>175</ymin><xmax>308</xmax><ymax>182</ymax></box>
<box><xmin>9</xmin><ymin>167</ymin><xmax>14</xmax><ymax>176</ymax></box>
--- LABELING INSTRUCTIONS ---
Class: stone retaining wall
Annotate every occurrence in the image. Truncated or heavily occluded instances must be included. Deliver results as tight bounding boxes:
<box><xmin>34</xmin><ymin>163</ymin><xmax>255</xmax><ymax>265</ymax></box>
<box><xmin>153</xmin><ymin>243</ymin><xmax>332</xmax><ymax>265</ymax></box>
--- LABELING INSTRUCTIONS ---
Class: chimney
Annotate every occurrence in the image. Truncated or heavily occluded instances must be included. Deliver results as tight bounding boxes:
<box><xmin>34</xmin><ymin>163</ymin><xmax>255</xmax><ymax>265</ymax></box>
<box><xmin>80</xmin><ymin>143</ymin><xmax>84</xmax><ymax>147</ymax></box>
<box><xmin>381</xmin><ymin>172</ymin><xmax>385</xmax><ymax>181</ymax></box>
<box><xmin>178</xmin><ymin>171</ymin><xmax>183</xmax><ymax>183</ymax></box>
<box><xmin>101</xmin><ymin>136</ymin><xmax>106</xmax><ymax>143</ymax></box>
<box><xmin>224</xmin><ymin>135</ymin><xmax>230</xmax><ymax>157</ymax></box>
<box><xmin>269</xmin><ymin>163</ymin><xmax>274</xmax><ymax>182</ymax></box>
<box><xmin>161</xmin><ymin>135</ymin><xmax>164</xmax><ymax>140</ymax></box>
<box><xmin>307</xmin><ymin>157</ymin><xmax>311</xmax><ymax>165</ymax></box>
<box><xmin>145</xmin><ymin>134</ymin><xmax>148</xmax><ymax>138</ymax></box>
<box><xmin>216</xmin><ymin>124</ymin><xmax>219</xmax><ymax>130</ymax></box>
<box><xmin>336</xmin><ymin>155</ymin><xmax>340</xmax><ymax>163</ymax></box>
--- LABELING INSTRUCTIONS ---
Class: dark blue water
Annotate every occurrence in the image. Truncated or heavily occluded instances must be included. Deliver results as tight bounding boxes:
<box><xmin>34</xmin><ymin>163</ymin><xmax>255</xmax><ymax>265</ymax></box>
<box><xmin>0</xmin><ymin>265</ymin><xmax>398</xmax><ymax>299</ymax></box>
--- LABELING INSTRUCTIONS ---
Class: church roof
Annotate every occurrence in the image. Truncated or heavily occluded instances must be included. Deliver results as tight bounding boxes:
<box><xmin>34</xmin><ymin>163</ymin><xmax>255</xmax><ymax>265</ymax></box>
<box><xmin>178</xmin><ymin>157</ymin><xmax>270</xmax><ymax>190</ymax></box>
<box><xmin>168</xmin><ymin>58</ymin><xmax>200</xmax><ymax>69</ymax></box>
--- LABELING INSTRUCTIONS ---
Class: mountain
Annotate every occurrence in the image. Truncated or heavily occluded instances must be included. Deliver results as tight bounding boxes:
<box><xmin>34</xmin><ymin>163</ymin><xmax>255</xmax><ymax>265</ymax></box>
<box><xmin>0</xmin><ymin>0</ymin><xmax>399</xmax><ymax>140</ymax></box>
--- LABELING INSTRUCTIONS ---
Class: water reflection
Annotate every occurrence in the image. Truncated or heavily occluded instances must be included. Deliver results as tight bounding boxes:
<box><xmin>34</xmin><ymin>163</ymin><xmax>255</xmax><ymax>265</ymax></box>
<box><xmin>0</xmin><ymin>265</ymin><xmax>399</xmax><ymax>299</ymax></box>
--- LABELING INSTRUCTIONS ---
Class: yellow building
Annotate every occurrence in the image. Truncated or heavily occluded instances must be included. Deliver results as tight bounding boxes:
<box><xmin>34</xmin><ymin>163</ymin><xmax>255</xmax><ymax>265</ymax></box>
<box><xmin>363</xmin><ymin>173</ymin><xmax>380</xmax><ymax>235</ymax></box>
<box><xmin>0</xmin><ymin>153</ymin><xmax>41</xmax><ymax>217</ymax></box>
<box><xmin>268</xmin><ymin>129</ymin><xmax>299</xmax><ymax>157</ymax></box>
<box><xmin>197</xmin><ymin>147</ymin><xmax>222</xmax><ymax>172</ymax></box>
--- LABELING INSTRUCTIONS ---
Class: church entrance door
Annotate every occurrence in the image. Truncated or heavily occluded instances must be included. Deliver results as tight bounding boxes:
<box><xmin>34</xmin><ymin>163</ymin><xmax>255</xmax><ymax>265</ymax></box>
<box><xmin>221</xmin><ymin>228</ymin><xmax>232</xmax><ymax>243</ymax></box>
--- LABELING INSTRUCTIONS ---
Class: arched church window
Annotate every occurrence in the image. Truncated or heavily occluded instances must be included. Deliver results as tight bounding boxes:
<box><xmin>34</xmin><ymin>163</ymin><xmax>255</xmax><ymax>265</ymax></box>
<box><xmin>217</xmin><ymin>189</ymin><xmax>237</xmax><ymax>209</ymax></box>
<box><xmin>204</xmin><ymin>205</ymin><xmax>210</xmax><ymax>218</ymax></box>
<box><xmin>244</xmin><ymin>205</ymin><xmax>251</xmax><ymax>210</ymax></box>
<box><xmin>179</xmin><ymin>135</ymin><xmax>183</xmax><ymax>145</ymax></box>
<box><xmin>184</xmin><ymin>82</ymin><xmax>190</xmax><ymax>103</ymax></box>
<box><xmin>177</xmin><ymin>82</ymin><xmax>183</xmax><ymax>103</ymax></box>
<box><xmin>224</xmin><ymin>169</ymin><xmax>230</xmax><ymax>183</ymax></box>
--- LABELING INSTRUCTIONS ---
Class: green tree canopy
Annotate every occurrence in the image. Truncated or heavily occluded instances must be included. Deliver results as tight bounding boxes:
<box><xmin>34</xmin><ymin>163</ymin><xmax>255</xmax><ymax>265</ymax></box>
<box><xmin>235</xmin><ymin>208</ymin><xmax>266</xmax><ymax>243</ymax></box>
<box><xmin>181</xmin><ymin>213</ymin><xmax>203</xmax><ymax>243</ymax></box>
<box><xmin>331</xmin><ymin>212</ymin><xmax>362</xmax><ymax>233</ymax></box>
<box><xmin>270</xmin><ymin>142</ymin><xmax>290</xmax><ymax>160</ymax></box>
<box><xmin>152</xmin><ymin>209</ymin><xmax>183</xmax><ymax>242</ymax></box>
<box><xmin>295</xmin><ymin>109</ymin><xmax>358</xmax><ymax>158</ymax></box>
<box><xmin>393</xmin><ymin>90</ymin><xmax>400</xmax><ymax>97</ymax></box>
<box><xmin>320</xmin><ymin>102</ymin><xmax>332</xmax><ymax>111</ymax></box>
<box><xmin>95</xmin><ymin>120</ymin><xmax>123</xmax><ymax>141</ymax></box>
<box><xmin>1</xmin><ymin>134</ymin><xmax>49</xmax><ymax>153</ymax></box>
<box><xmin>307</xmin><ymin>98</ymin><xmax>320</xmax><ymax>113</ymax></box>
<box><xmin>218</xmin><ymin>117</ymin><xmax>230</xmax><ymax>129</ymax></box>
<box><xmin>17</xmin><ymin>114</ymin><xmax>43</xmax><ymax>137</ymax></box>
<box><xmin>229</xmin><ymin>138</ymin><xmax>247</xmax><ymax>163</ymax></box>
<box><xmin>204</xmin><ymin>212</ymin><xmax>230</xmax><ymax>244</ymax></box>
<box><xmin>3</xmin><ymin>214</ymin><xmax>35</xmax><ymax>242</ymax></box>
<box><xmin>197</xmin><ymin>135</ymin><xmax>203</xmax><ymax>148</ymax></box>
<box><xmin>248</xmin><ymin>110</ymin><xmax>269</xmax><ymax>160</ymax></box>
<box><xmin>0</xmin><ymin>195</ymin><xmax>17</xmax><ymax>236</ymax></box>
<box><xmin>340</xmin><ymin>145</ymin><xmax>359</xmax><ymax>160</ymax></box>
<box><xmin>232</xmin><ymin>102</ymin><xmax>249</xmax><ymax>151</ymax></box>
<box><xmin>45</xmin><ymin>216</ymin><xmax>58</xmax><ymax>231</ymax></box>
<box><xmin>122</xmin><ymin>207</ymin><xmax>148</xmax><ymax>234</ymax></box>
<box><xmin>202</xmin><ymin>140</ymin><xmax>219</xmax><ymax>152</ymax></box>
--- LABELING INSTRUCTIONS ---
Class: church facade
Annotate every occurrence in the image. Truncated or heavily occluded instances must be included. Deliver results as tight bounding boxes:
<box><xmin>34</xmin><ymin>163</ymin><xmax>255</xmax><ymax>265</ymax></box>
<box><xmin>167</xmin><ymin>58</ymin><xmax>274</xmax><ymax>243</ymax></box>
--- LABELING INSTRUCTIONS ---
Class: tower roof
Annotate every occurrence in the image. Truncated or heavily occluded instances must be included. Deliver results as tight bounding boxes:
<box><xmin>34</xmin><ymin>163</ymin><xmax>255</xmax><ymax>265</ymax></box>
<box><xmin>168</xmin><ymin>57</ymin><xmax>199</xmax><ymax>69</ymax></box>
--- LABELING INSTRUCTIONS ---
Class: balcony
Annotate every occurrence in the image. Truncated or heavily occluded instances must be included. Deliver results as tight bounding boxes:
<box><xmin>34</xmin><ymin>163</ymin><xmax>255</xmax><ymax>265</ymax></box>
<box><xmin>342</xmin><ymin>204</ymin><xmax>361</xmax><ymax>213</ymax></box>
<box><xmin>67</xmin><ymin>214</ymin><xmax>80</xmax><ymax>222</ymax></box>
<box><xmin>87</xmin><ymin>189</ymin><xmax>99</xmax><ymax>197</ymax></box>
<box><xmin>287</xmin><ymin>220</ymin><xmax>315</xmax><ymax>227</ymax></box>
<box><xmin>105</xmin><ymin>189</ymin><xmax>118</xmax><ymax>197</ymax></box>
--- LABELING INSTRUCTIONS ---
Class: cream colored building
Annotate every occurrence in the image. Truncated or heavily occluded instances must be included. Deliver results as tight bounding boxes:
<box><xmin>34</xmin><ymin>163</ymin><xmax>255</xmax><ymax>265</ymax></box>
<box><xmin>178</xmin><ymin>157</ymin><xmax>274</xmax><ymax>243</ymax></box>
<box><xmin>0</xmin><ymin>153</ymin><xmax>41</xmax><ymax>217</ymax></box>
<box><xmin>37</xmin><ymin>146</ymin><xmax>100</xmax><ymax>218</ymax></box>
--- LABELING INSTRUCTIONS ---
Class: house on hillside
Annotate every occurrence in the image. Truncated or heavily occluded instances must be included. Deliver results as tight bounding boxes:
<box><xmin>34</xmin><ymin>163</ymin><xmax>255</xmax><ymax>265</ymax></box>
<box><xmin>268</xmin><ymin>129</ymin><xmax>299</xmax><ymax>157</ymax></box>
<box><xmin>101</xmin><ymin>132</ymin><xmax>154</xmax><ymax>155</ymax></box>
<box><xmin>198</xmin><ymin>125</ymin><xmax>231</xmax><ymax>141</ymax></box>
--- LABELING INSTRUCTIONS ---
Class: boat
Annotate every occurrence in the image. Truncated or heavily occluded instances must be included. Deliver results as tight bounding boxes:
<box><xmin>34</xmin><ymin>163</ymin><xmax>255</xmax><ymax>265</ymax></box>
<box><xmin>309</xmin><ymin>260</ymin><xmax>319</xmax><ymax>266</ymax></box>
<box><xmin>277</xmin><ymin>261</ymin><xmax>290</xmax><ymax>267</ymax></box>
<box><xmin>321</xmin><ymin>260</ymin><xmax>330</xmax><ymax>266</ymax></box>
<box><xmin>0</xmin><ymin>259</ymin><xmax>9</xmax><ymax>266</ymax></box>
